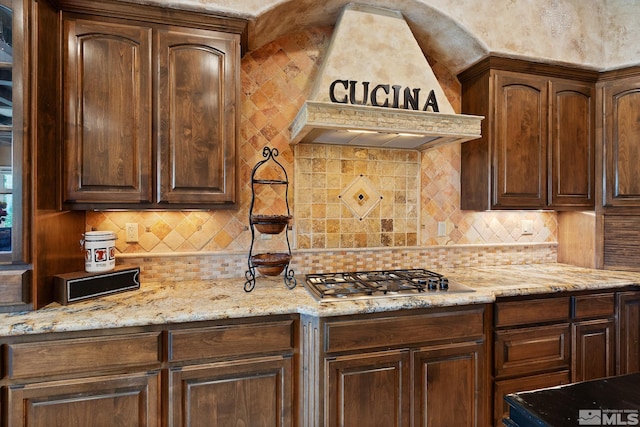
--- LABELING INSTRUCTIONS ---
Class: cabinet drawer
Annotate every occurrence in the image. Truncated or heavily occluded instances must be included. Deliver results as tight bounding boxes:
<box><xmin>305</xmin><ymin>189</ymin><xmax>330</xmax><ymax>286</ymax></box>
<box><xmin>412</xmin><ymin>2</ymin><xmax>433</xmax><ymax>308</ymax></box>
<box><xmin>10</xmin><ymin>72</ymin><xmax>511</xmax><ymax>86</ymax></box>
<box><xmin>168</xmin><ymin>320</ymin><xmax>295</xmax><ymax>363</ymax></box>
<box><xmin>493</xmin><ymin>370</ymin><xmax>570</xmax><ymax>427</ymax></box>
<box><xmin>572</xmin><ymin>293</ymin><xmax>615</xmax><ymax>320</ymax></box>
<box><xmin>6</xmin><ymin>332</ymin><xmax>162</xmax><ymax>380</ymax></box>
<box><xmin>495</xmin><ymin>324</ymin><xmax>570</xmax><ymax>377</ymax></box>
<box><xmin>325</xmin><ymin>308</ymin><xmax>484</xmax><ymax>353</ymax></box>
<box><xmin>495</xmin><ymin>296</ymin><xmax>570</xmax><ymax>327</ymax></box>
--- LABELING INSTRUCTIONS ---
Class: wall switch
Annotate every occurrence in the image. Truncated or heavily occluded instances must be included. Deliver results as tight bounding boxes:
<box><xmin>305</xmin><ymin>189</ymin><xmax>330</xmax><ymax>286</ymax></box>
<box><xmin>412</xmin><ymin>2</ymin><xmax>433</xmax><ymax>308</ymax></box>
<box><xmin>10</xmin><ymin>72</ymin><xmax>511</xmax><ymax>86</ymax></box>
<box><xmin>437</xmin><ymin>221</ymin><xmax>447</xmax><ymax>237</ymax></box>
<box><xmin>521</xmin><ymin>220</ymin><xmax>534</xmax><ymax>235</ymax></box>
<box><xmin>125</xmin><ymin>223</ymin><xmax>139</xmax><ymax>242</ymax></box>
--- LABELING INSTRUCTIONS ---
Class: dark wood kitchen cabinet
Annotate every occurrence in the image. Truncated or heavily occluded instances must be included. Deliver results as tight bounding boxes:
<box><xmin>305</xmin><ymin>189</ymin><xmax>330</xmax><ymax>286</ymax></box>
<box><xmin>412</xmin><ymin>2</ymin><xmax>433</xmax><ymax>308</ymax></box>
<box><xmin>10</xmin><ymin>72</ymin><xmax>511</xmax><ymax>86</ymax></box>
<box><xmin>413</xmin><ymin>342</ymin><xmax>485</xmax><ymax>427</ymax></box>
<box><xmin>326</xmin><ymin>349</ymin><xmax>411</xmax><ymax>426</ymax></box>
<box><xmin>169</xmin><ymin>358</ymin><xmax>293</xmax><ymax>427</ymax></box>
<box><xmin>2</xmin><ymin>331</ymin><xmax>163</xmax><ymax>426</ymax></box>
<box><xmin>459</xmin><ymin>56</ymin><xmax>596</xmax><ymax>210</ymax></box>
<box><xmin>492</xmin><ymin>291</ymin><xmax>620</xmax><ymax>426</ymax></box>
<box><xmin>600</xmin><ymin>67</ymin><xmax>640</xmax><ymax>209</ymax></box>
<box><xmin>571</xmin><ymin>293</ymin><xmax>615</xmax><ymax>382</ymax></box>
<box><xmin>617</xmin><ymin>290</ymin><xmax>640</xmax><ymax>375</ymax></box>
<box><xmin>1</xmin><ymin>315</ymin><xmax>297</xmax><ymax>427</ymax></box>
<box><xmin>303</xmin><ymin>305</ymin><xmax>489</xmax><ymax>427</ymax></box>
<box><xmin>156</xmin><ymin>28</ymin><xmax>238</xmax><ymax>205</ymax></box>
<box><xmin>6</xmin><ymin>372</ymin><xmax>161</xmax><ymax>426</ymax></box>
<box><xmin>593</xmin><ymin>67</ymin><xmax>640</xmax><ymax>271</ymax></box>
<box><xmin>62</xmin><ymin>17</ymin><xmax>153</xmax><ymax>206</ymax></box>
<box><xmin>167</xmin><ymin>318</ymin><xmax>296</xmax><ymax>427</ymax></box>
<box><xmin>61</xmin><ymin>1</ymin><xmax>244</xmax><ymax>209</ymax></box>
<box><xmin>63</xmin><ymin>16</ymin><xmax>153</xmax><ymax>208</ymax></box>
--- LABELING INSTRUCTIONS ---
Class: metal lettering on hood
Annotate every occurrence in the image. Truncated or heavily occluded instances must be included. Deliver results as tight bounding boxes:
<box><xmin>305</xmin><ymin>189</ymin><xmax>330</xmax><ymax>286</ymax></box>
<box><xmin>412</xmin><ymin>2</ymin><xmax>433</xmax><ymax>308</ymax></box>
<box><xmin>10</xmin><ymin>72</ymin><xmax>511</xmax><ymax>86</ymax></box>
<box><xmin>289</xmin><ymin>3</ymin><xmax>483</xmax><ymax>150</ymax></box>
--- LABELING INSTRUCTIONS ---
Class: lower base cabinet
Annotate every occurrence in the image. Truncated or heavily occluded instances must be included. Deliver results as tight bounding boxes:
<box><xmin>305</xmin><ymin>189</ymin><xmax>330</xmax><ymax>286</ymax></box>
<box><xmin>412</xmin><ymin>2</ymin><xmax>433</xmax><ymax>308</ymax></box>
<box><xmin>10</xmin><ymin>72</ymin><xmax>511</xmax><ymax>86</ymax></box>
<box><xmin>617</xmin><ymin>291</ymin><xmax>640</xmax><ymax>374</ymax></box>
<box><xmin>572</xmin><ymin>318</ymin><xmax>615</xmax><ymax>382</ymax></box>
<box><xmin>413</xmin><ymin>342</ymin><xmax>485</xmax><ymax>427</ymax></box>
<box><xmin>492</xmin><ymin>290</ymin><xmax>632</xmax><ymax>426</ymax></box>
<box><xmin>327</xmin><ymin>350</ymin><xmax>411</xmax><ymax>427</ymax></box>
<box><xmin>1</xmin><ymin>289</ymin><xmax>639</xmax><ymax>427</ymax></box>
<box><xmin>6</xmin><ymin>371</ymin><xmax>161</xmax><ymax>427</ymax></box>
<box><xmin>168</xmin><ymin>356</ymin><xmax>293</xmax><ymax>426</ymax></box>
<box><xmin>0</xmin><ymin>316</ymin><xmax>297</xmax><ymax>427</ymax></box>
<box><xmin>304</xmin><ymin>305</ymin><xmax>489</xmax><ymax>427</ymax></box>
<box><xmin>494</xmin><ymin>370</ymin><xmax>571</xmax><ymax>426</ymax></box>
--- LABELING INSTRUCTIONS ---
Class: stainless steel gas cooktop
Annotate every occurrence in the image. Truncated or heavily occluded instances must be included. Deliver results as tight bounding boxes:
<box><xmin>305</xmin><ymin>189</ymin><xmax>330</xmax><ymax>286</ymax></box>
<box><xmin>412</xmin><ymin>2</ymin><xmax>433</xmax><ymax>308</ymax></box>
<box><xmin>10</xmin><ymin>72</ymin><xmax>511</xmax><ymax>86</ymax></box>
<box><xmin>304</xmin><ymin>268</ymin><xmax>475</xmax><ymax>302</ymax></box>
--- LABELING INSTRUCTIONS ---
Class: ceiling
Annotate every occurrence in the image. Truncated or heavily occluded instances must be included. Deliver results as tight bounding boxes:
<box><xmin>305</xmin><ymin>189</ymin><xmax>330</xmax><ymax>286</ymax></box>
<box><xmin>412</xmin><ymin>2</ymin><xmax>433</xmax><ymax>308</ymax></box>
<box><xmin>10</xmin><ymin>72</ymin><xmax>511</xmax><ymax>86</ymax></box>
<box><xmin>130</xmin><ymin>0</ymin><xmax>639</xmax><ymax>73</ymax></box>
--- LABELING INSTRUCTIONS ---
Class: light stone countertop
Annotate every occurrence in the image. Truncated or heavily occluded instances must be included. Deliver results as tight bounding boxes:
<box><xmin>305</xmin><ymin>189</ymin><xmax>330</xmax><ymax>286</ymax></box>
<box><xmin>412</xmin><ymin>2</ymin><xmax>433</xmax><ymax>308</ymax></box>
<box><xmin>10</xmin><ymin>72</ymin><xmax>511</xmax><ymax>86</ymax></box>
<box><xmin>1</xmin><ymin>263</ymin><xmax>639</xmax><ymax>337</ymax></box>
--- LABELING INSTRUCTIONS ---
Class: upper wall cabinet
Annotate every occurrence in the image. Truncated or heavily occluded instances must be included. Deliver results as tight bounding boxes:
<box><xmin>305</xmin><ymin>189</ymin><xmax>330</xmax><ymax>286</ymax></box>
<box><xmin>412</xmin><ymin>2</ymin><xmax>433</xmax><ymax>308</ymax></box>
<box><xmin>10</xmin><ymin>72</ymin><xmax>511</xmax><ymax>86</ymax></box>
<box><xmin>61</xmin><ymin>2</ymin><xmax>245</xmax><ymax>210</ymax></box>
<box><xmin>599</xmin><ymin>68</ymin><xmax>640</xmax><ymax>210</ymax></box>
<box><xmin>458</xmin><ymin>56</ymin><xmax>597</xmax><ymax>211</ymax></box>
<box><xmin>63</xmin><ymin>18</ymin><xmax>153</xmax><ymax>207</ymax></box>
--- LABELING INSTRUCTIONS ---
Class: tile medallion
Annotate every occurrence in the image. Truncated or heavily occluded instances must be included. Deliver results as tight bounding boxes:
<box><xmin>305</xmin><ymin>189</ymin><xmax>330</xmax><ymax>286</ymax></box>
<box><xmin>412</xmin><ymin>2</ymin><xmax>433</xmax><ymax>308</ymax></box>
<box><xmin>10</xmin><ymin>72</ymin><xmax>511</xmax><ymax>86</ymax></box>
<box><xmin>339</xmin><ymin>174</ymin><xmax>383</xmax><ymax>220</ymax></box>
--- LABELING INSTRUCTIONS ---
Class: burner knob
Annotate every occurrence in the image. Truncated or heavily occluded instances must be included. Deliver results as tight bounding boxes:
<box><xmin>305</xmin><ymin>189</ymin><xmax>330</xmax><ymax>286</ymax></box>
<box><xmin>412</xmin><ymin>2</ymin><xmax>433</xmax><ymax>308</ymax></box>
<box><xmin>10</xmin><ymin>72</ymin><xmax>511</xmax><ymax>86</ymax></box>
<box><xmin>439</xmin><ymin>278</ymin><xmax>449</xmax><ymax>290</ymax></box>
<box><xmin>427</xmin><ymin>277</ymin><xmax>438</xmax><ymax>290</ymax></box>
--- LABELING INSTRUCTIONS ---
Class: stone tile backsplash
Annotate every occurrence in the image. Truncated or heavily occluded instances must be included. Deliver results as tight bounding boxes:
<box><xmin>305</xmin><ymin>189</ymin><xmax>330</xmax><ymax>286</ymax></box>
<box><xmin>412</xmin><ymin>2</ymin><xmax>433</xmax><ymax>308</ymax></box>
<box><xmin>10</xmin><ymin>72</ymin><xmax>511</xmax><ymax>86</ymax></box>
<box><xmin>87</xmin><ymin>26</ymin><xmax>558</xmax><ymax>277</ymax></box>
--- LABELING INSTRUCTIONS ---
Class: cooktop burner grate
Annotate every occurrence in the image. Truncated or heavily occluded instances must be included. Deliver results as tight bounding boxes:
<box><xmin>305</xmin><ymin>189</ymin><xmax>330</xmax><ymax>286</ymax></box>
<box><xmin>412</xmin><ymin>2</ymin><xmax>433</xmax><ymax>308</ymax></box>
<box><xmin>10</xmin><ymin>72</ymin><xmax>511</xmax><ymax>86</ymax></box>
<box><xmin>304</xmin><ymin>268</ymin><xmax>474</xmax><ymax>302</ymax></box>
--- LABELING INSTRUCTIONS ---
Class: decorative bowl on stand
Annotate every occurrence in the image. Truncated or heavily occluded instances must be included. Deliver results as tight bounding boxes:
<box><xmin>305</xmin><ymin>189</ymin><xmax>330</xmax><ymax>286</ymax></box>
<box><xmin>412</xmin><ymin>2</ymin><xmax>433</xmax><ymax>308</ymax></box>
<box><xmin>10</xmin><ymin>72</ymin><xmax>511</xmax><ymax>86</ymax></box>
<box><xmin>250</xmin><ymin>253</ymin><xmax>292</xmax><ymax>276</ymax></box>
<box><xmin>251</xmin><ymin>214</ymin><xmax>292</xmax><ymax>234</ymax></box>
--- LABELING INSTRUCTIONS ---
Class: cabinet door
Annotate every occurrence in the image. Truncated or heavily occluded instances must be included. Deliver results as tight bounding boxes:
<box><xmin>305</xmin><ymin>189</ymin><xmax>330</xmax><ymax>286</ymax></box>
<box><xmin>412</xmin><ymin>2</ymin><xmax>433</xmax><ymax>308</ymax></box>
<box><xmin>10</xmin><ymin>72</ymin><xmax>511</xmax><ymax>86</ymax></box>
<box><xmin>63</xmin><ymin>17</ymin><xmax>152</xmax><ymax>206</ymax></box>
<box><xmin>169</xmin><ymin>356</ymin><xmax>293</xmax><ymax>427</ymax></box>
<box><xmin>5</xmin><ymin>371</ymin><xmax>160</xmax><ymax>427</ymax></box>
<box><xmin>413</xmin><ymin>341</ymin><xmax>485</xmax><ymax>427</ymax></box>
<box><xmin>493</xmin><ymin>72</ymin><xmax>548</xmax><ymax>208</ymax></box>
<box><xmin>549</xmin><ymin>79</ymin><xmax>595</xmax><ymax>208</ymax></box>
<box><xmin>156</xmin><ymin>28</ymin><xmax>238</xmax><ymax>206</ymax></box>
<box><xmin>572</xmin><ymin>318</ymin><xmax>615</xmax><ymax>382</ymax></box>
<box><xmin>326</xmin><ymin>350</ymin><xmax>410</xmax><ymax>427</ymax></box>
<box><xmin>493</xmin><ymin>370</ymin><xmax>570</xmax><ymax>427</ymax></box>
<box><xmin>617</xmin><ymin>291</ymin><xmax>640</xmax><ymax>374</ymax></box>
<box><xmin>603</xmin><ymin>77</ymin><xmax>640</xmax><ymax>207</ymax></box>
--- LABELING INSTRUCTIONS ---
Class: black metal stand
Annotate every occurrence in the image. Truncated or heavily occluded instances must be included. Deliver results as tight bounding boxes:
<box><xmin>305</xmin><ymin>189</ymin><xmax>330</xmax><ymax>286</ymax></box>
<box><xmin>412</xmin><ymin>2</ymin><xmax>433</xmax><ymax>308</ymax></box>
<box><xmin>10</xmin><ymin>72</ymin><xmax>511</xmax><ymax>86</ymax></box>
<box><xmin>244</xmin><ymin>147</ymin><xmax>296</xmax><ymax>292</ymax></box>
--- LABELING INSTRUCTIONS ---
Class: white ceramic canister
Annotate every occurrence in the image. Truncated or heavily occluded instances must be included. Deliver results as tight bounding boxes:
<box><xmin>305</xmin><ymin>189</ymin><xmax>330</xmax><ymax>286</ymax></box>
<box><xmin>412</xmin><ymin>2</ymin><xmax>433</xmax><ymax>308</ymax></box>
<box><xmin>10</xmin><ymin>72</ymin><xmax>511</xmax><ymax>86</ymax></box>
<box><xmin>82</xmin><ymin>231</ymin><xmax>117</xmax><ymax>273</ymax></box>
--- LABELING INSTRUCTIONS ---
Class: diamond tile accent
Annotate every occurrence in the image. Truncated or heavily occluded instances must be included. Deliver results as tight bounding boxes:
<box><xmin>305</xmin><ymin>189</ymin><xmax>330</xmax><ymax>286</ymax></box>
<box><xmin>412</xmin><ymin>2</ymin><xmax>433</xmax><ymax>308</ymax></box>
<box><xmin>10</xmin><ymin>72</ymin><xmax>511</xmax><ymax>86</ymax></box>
<box><xmin>339</xmin><ymin>175</ymin><xmax>382</xmax><ymax>220</ymax></box>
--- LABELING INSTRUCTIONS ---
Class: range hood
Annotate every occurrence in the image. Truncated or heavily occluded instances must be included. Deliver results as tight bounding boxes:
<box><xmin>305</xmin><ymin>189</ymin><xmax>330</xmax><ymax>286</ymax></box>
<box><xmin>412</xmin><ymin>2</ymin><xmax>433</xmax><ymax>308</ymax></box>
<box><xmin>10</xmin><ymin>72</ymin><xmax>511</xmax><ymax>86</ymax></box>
<box><xmin>289</xmin><ymin>3</ymin><xmax>483</xmax><ymax>150</ymax></box>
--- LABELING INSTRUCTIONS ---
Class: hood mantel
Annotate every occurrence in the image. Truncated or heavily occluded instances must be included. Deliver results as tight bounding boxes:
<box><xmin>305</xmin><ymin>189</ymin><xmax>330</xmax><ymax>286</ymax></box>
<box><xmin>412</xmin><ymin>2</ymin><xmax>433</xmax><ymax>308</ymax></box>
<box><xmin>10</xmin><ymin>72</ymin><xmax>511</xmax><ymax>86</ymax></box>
<box><xmin>289</xmin><ymin>3</ymin><xmax>483</xmax><ymax>151</ymax></box>
<box><xmin>291</xmin><ymin>101</ymin><xmax>483</xmax><ymax>149</ymax></box>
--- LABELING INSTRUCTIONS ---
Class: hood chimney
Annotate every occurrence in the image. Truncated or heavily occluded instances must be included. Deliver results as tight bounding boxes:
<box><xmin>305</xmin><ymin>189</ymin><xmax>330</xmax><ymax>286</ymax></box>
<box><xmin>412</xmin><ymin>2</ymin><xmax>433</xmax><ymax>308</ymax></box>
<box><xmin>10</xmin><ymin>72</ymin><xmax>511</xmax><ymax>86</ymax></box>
<box><xmin>289</xmin><ymin>3</ymin><xmax>483</xmax><ymax>150</ymax></box>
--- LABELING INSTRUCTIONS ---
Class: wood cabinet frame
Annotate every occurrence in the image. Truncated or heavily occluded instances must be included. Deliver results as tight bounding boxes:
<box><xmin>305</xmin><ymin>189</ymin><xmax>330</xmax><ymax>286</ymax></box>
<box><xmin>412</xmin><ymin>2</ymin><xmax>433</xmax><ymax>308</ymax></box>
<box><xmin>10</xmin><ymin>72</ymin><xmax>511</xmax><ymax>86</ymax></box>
<box><xmin>60</xmin><ymin>0</ymin><xmax>245</xmax><ymax>210</ymax></box>
<box><xmin>459</xmin><ymin>55</ymin><xmax>597</xmax><ymax>211</ymax></box>
<box><xmin>302</xmin><ymin>305</ymin><xmax>489</xmax><ymax>427</ymax></box>
<box><xmin>0</xmin><ymin>315</ymin><xmax>297</xmax><ymax>427</ymax></box>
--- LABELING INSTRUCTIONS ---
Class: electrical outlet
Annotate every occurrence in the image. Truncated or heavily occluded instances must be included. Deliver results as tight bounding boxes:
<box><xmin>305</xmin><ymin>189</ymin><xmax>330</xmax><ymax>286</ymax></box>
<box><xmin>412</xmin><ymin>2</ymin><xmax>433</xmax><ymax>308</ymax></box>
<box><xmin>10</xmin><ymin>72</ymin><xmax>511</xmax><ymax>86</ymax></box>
<box><xmin>437</xmin><ymin>221</ymin><xmax>447</xmax><ymax>237</ymax></box>
<box><xmin>521</xmin><ymin>220</ymin><xmax>534</xmax><ymax>235</ymax></box>
<box><xmin>125</xmin><ymin>223</ymin><xmax>139</xmax><ymax>242</ymax></box>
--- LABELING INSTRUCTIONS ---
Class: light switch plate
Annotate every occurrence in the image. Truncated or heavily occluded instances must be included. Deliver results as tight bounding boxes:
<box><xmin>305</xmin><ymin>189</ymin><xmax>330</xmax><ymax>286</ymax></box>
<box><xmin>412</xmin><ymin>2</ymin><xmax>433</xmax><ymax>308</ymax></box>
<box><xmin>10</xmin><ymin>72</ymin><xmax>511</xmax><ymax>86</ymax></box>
<box><xmin>521</xmin><ymin>220</ymin><xmax>534</xmax><ymax>235</ymax></box>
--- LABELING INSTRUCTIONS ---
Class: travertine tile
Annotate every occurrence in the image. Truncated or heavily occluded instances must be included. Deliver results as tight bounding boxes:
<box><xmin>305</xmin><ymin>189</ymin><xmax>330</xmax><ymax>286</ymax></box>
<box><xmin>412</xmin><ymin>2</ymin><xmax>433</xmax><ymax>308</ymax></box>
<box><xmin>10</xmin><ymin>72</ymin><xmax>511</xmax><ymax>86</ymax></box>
<box><xmin>86</xmin><ymin>26</ymin><xmax>557</xmax><ymax>276</ymax></box>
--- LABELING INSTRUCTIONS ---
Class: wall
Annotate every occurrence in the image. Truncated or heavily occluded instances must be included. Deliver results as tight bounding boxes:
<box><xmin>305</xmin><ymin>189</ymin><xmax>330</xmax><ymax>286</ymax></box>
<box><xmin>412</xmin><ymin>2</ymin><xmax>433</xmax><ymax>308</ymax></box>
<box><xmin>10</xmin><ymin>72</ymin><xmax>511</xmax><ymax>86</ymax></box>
<box><xmin>88</xmin><ymin>26</ymin><xmax>557</xmax><ymax>281</ymax></box>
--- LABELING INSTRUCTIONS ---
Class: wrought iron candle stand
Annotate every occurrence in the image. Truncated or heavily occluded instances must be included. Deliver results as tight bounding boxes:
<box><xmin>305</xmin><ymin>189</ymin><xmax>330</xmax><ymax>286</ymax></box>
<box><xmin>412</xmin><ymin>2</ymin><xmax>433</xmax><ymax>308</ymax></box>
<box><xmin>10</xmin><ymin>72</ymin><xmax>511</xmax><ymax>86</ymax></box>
<box><xmin>244</xmin><ymin>146</ymin><xmax>296</xmax><ymax>292</ymax></box>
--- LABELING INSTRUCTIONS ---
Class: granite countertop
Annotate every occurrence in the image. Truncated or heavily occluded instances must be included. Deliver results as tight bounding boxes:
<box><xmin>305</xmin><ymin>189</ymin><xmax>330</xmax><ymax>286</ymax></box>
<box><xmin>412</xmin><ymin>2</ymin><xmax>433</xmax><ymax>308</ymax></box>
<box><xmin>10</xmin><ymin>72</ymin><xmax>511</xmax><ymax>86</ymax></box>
<box><xmin>1</xmin><ymin>263</ymin><xmax>640</xmax><ymax>337</ymax></box>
